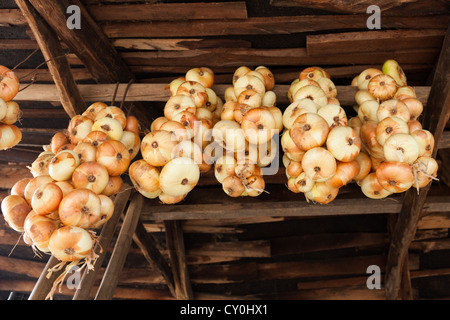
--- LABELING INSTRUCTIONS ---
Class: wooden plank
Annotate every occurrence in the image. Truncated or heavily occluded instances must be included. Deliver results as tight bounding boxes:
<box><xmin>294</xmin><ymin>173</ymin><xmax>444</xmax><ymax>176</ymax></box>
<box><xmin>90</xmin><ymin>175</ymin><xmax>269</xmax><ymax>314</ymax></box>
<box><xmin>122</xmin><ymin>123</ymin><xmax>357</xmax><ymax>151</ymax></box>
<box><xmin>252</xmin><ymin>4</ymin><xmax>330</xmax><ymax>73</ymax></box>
<box><xmin>73</xmin><ymin>185</ymin><xmax>132</xmax><ymax>300</ymax></box>
<box><xmin>86</xmin><ymin>2</ymin><xmax>248</xmax><ymax>21</ymax></box>
<box><xmin>28</xmin><ymin>256</ymin><xmax>63</xmax><ymax>300</ymax></box>
<box><xmin>0</xmin><ymin>39</ymin><xmax>39</xmax><ymax>50</ymax></box>
<box><xmin>0</xmin><ymin>9</ymin><xmax>27</xmax><ymax>26</ymax></box>
<box><xmin>112</xmin><ymin>38</ymin><xmax>252</xmax><ymax>51</ymax></box>
<box><xmin>164</xmin><ymin>220</ymin><xmax>194</xmax><ymax>300</ymax></box>
<box><xmin>132</xmin><ymin>220</ymin><xmax>176</xmax><ymax>297</ymax></box>
<box><xmin>102</xmin><ymin>15</ymin><xmax>450</xmax><ymax>38</ymax></box>
<box><xmin>15</xmin><ymin>0</ymin><xmax>87</xmax><ymax>118</ymax></box>
<box><xmin>307</xmin><ymin>29</ymin><xmax>445</xmax><ymax>56</ymax></box>
<box><xmin>384</xmin><ymin>24</ymin><xmax>450</xmax><ymax>300</ymax></box>
<box><xmin>95</xmin><ymin>192</ymin><xmax>143</xmax><ymax>300</ymax></box>
<box><xmin>13</xmin><ymin>83</ymin><xmax>432</xmax><ymax>107</ymax></box>
<box><xmin>187</xmin><ymin>240</ymin><xmax>271</xmax><ymax>258</ymax></box>
<box><xmin>14</xmin><ymin>68</ymin><xmax>93</xmax><ymax>83</ymax></box>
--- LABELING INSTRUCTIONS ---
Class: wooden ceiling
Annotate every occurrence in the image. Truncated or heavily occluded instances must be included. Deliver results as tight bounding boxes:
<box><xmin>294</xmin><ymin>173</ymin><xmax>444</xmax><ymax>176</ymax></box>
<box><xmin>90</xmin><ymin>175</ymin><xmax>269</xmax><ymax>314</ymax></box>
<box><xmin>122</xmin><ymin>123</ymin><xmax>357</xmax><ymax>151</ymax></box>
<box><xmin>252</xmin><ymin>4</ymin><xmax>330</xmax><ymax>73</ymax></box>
<box><xmin>0</xmin><ymin>0</ymin><xmax>450</xmax><ymax>301</ymax></box>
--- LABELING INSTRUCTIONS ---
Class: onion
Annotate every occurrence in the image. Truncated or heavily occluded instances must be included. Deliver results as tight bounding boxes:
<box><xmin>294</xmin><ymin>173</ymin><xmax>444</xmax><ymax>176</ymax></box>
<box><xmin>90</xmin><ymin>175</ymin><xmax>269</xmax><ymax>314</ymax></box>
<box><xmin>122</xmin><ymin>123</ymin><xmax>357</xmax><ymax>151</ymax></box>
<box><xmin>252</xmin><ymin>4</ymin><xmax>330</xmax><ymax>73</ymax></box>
<box><xmin>82</xmin><ymin>102</ymin><xmax>108</xmax><ymax>121</ymax></box>
<box><xmin>101</xmin><ymin>175</ymin><xmax>123</xmax><ymax>196</ymax></box>
<box><xmin>176</xmin><ymin>81</ymin><xmax>208</xmax><ymax>108</ymax></box>
<box><xmin>256</xmin><ymin>138</ymin><xmax>277</xmax><ymax>167</ymax></box>
<box><xmin>151</xmin><ymin>116</ymin><xmax>169</xmax><ymax>132</ymax></box>
<box><xmin>375</xmin><ymin>116</ymin><xmax>409</xmax><ymax>146</ymax></box>
<box><xmin>96</xmin><ymin>140</ymin><xmax>131</xmax><ymax>176</ymax></box>
<box><xmin>401</xmin><ymin>98</ymin><xmax>423</xmax><ymax>121</ymax></box>
<box><xmin>120</xmin><ymin>130</ymin><xmax>141</xmax><ymax>160</ymax></box>
<box><xmin>141</xmin><ymin>130</ymin><xmax>177</xmax><ymax>167</ymax></box>
<box><xmin>410</xmin><ymin>129</ymin><xmax>435</xmax><ymax>157</ymax></box>
<box><xmin>28</xmin><ymin>151</ymin><xmax>55</xmax><ymax>177</ymax></box>
<box><xmin>0</xmin><ymin>98</ymin><xmax>7</xmax><ymax>121</ymax></box>
<box><xmin>212</xmin><ymin>120</ymin><xmax>246</xmax><ymax>153</ymax></box>
<box><xmin>348</xmin><ymin>117</ymin><xmax>363</xmax><ymax>136</ymax></box>
<box><xmin>222</xmin><ymin>175</ymin><xmax>245</xmax><ymax>197</ymax></box>
<box><xmin>299</xmin><ymin>66</ymin><xmax>328</xmax><ymax>82</ymax></box>
<box><xmin>243</xmin><ymin>175</ymin><xmax>265</xmax><ymax>197</ymax></box>
<box><xmin>31</xmin><ymin>182</ymin><xmax>63</xmax><ymax>215</ymax></box>
<box><xmin>255</xmin><ymin>66</ymin><xmax>275</xmax><ymax>91</ymax></box>
<box><xmin>237</xmin><ymin>89</ymin><xmax>262</xmax><ymax>109</ymax></box>
<box><xmin>233</xmin><ymin>103</ymin><xmax>252</xmax><ymax>124</ymax></box>
<box><xmin>280</xmin><ymin>130</ymin><xmax>305</xmax><ymax>162</ymax></box>
<box><xmin>1</xmin><ymin>195</ymin><xmax>32</xmax><ymax>232</ymax></box>
<box><xmin>294</xmin><ymin>172</ymin><xmax>315</xmax><ymax>193</ymax></box>
<box><xmin>159</xmin><ymin>120</ymin><xmax>191</xmax><ymax>142</ymax></box>
<box><xmin>67</xmin><ymin>115</ymin><xmax>93</xmax><ymax>145</ymax></box>
<box><xmin>185</xmin><ymin>67</ymin><xmax>214</xmax><ymax>89</ymax></box>
<box><xmin>224</xmin><ymin>86</ymin><xmax>238</xmax><ymax>102</ymax></box>
<box><xmin>289</xmin><ymin>113</ymin><xmax>329</xmax><ymax>151</ymax></box>
<box><xmin>24</xmin><ymin>175</ymin><xmax>55</xmax><ymax>205</ymax></box>
<box><xmin>287</xmin><ymin>176</ymin><xmax>301</xmax><ymax>193</ymax></box>
<box><xmin>0</xmin><ymin>65</ymin><xmax>20</xmax><ymax>102</ymax></box>
<box><xmin>58</xmin><ymin>188</ymin><xmax>102</xmax><ymax>228</ymax></box>
<box><xmin>360</xmin><ymin>121</ymin><xmax>385</xmax><ymax>159</ymax></box>
<box><xmin>407</xmin><ymin>120</ymin><xmax>422</xmax><ymax>133</ymax></box>
<box><xmin>164</xmin><ymin>94</ymin><xmax>196</xmax><ymax>120</ymax></box>
<box><xmin>353</xmin><ymin>152</ymin><xmax>372</xmax><ymax>182</ymax></box>
<box><xmin>263</xmin><ymin>90</ymin><xmax>277</xmax><ymax>107</ymax></box>
<box><xmin>171</xmin><ymin>111</ymin><xmax>199</xmax><ymax>138</ymax></box>
<box><xmin>371</xmin><ymin>155</ymin><xmax>385</xmax><ymax>172</ymax></box>
<box><xmin>286</xmin><ymin>159</ymin><xmax>303</xmax><ymax>177</ymax></box>
<box><xmin>50</xmin><ymin>132</ymin><xmax>69</xmax><ymax>154</ymax></box>
<box><xmin>232</xmin><ymin>66</ymin><xmax>251</xmax><ymax>86</ymax></box>
<box><xmin>95</xmin><ymin>106</ymin><xmax>127</xmax><ymax>129</ymax></box>
<box><xmin>301</xmin><ymin>147</ymin><xmax>337</xmax><ymax>182</ymax></box>
<box><xmin>195</xmin><ymin>107</ymin><xmax>214</xmax><ymax>122</ymax></box>
<box><xmin>72</xmin><ymin>161</ymin><xmax>109</xmax><ymax>194</ymax></box>
<box><xmin>357</xmin><ymin>100</ymin><xmax>379</xmax><ymax>123</ymax></box>
<box><xmin>83</xmin><ymin>130</ymin><xmax>109</xmax><ymax>147</ymax></box>
<box><xmin>10</xmin><ymin>178</ymin><xmax>31</xmax><ymax>198</ymax></box>
<box><xmin>368</xmin><ymin>74</ymin><xmax>398</xmax><ymax>100</ymax></box>
<box><xmin>129</xmin><ymin>159</ymin><xmax>160</xmax><ymax>197</ymax></box>
<box><xmin>355</xmin><ymin>90</ymin><xmax>376</xmax><ymax>106</ymax></box>
<box><xmin>375</xmin><ymin>161</ymin><xmax>414</xmax><ymax>193</ymax></box>
<box><xmin>241</xmin><ymin>107</ymin><xmax>276</xmax><ymax>145</ymax></box>
<box><xmin>158</xmin><ymin>192</ymin><xmax>186</xmax><ymax>205</ymax></box>
<box><xmin>305</xmin><ymin>181</ymin><xmax>339</xmax><ymax>204</ymax></box>
<box><xmin>56</xmin><ymin>143</ymin><xmax>76</xmax><ymax>153</ymax></box>
<box><xmin>2</xmin><ymin>101</ymin><xmax>21</xmax><ymax>124</ymax></box>
<box><xmin>204</xmin><ymin>88</ymin><xmax>218</xmax><ymax>112</ymax></box>
<box><xmin>24</xmin><ymin>210</ymin><xmax>59</xmax><ymax>253</ymax></box>
<box><xmin>317</xmin><ymin>77</ymin><xmax>337</xmax><ymax>98</ymax></box>
<box><xmin>91</xmin><ymin>117</ymin><xmax>123</xmax><ymax>141</ymax></box>
<box><xmin>289</xmin><ymin>79</ymin><xmax>320</xmax><ymax>102</ymax></box>
<box><xmin>357</xmin><ymin>68</ymin><xmax>383</xmax><ymax>90</ymax></box>
<box><xmin>412</xmin><ymin>156</ymin><xmax>439</xmax><ymax>189</ymax></box>
<box><xmin>48</xmin><ymin>150</ymin><xmax>80</xmax><ymax>181</ymax></box>
<box><xmin>283</xmin><ymin>98</ymin><xmax>318</xmax><ymax>130</ymax></box>
<box><xmin>166</xmin><ymin>77</ymin><xmax>186</xmax><ymax>96</ymax></box>
<box><xmin>394</xmin><ymin>86</ymin><xmax>416</xmax><ymax>100</ymax></box>
<box><xmin>377</xmin><ymin>99</ymin><xmax>410</xmax><ymax>122</ymax></box>
<box><xmin>234</xmin><ymin>74</ymin><xmax>266</xmax><ymax>98</ymax></box>
<box><xmin>91</xmin><ymin>195</ymin><xmax>114</xmax><ymax>229</ymax></box>
<box><xmin>221</xmin><ymin>100</ymin><xmax>238</xmax><ymax>121</ymax></box>
<box><xmin>214</xmin><ymin>155</ymin><xmax>237</xmax><ymax>183</ymax></box>
<box><xmin>193</xmin><ymin>119</ymin><xmax>213</xmax><ymax>149</ymax></box>
<box><xmin>73</xmin><ymin>142</ymin><xmax>97</xmax><ymax>164</ymax></box>
<box><xmin>54</xmin><ymin>181</ymin><xmax>74</xmax><ymax>197</ymax></box>
<box><xmin>326</xmin><ymin>126</ymin><xmax>361</xmax><ymax>162</ymax></box>
<box><xmin>125</xmin><ymin>115</ymin><xmax>140</xmax><ymax>135</ymax></box>
<box><xmin>292</xmin><ymin>85</ymin><xmax>328</xmax><ymax>109</ymax></box>
<box><xmin>48</xmin><ymin>226</ymin><xmax>94</xmax><ymax>262</ymax></box>
<box><xmin>159</xmin><ymin>157</ymin><xmax>200</xmax><ymax>197</ymax></box>
<box><xmin>0</xmin><ymin>123</ymin><xmax>22</xmax><ymax>150</ymax></box>
<box><xmin>383</xmin><ymin>133</ymin><xmax>419</xmax><ymax>164</ymax></box>
<box><xmin>317</xmin><ymin>104</ymin><xmax>348</xmax><ymax>128</ymax></box>
<box><xmin>360</xmin><ymin>172</ymin><xmax>392</xmax><ymax>199</ymax></box>
<box><xmin>326</xmin><ymin>160</ymin><xmax>360</xmax><ymax>188</ymax></box>
<box><xmin>172</xmin><ymin>140</ymin><xmax>203</xmax><ymax>165</ymax></box>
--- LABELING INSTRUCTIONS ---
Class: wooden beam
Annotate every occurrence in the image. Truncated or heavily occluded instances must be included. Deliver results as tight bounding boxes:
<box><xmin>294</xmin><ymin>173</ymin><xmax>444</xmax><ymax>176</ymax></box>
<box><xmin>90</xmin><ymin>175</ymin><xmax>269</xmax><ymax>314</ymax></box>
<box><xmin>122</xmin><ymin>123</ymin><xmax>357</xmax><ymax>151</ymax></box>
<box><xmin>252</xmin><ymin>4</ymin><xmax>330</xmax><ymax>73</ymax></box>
<box><xmin>15</xmin><ymin>0</ymin><xmax>87</xmax><ymax>118</ymax></box>
<box><xmin>384</xmin><ymin>23</ymin><xmax>450</xmax><ymax>300</ymax></box>
<box><xmin>164</xmin><ymin>220</ymin><xmax>194</xmax><ymax>300</ymax></box>
<box><xmin>73</xmin><ymin>185</ymin><xmax>132</xmax><ymax>300</ymax></box>
<box><xmin>132</xmin><ymin>220</ymin><xmax>176</xmax><ymax>297</ymax></box>
<box><xmin>95</xmin><ymin>192</ymin><xmax>143</xmax><ymax>300</ymax></box>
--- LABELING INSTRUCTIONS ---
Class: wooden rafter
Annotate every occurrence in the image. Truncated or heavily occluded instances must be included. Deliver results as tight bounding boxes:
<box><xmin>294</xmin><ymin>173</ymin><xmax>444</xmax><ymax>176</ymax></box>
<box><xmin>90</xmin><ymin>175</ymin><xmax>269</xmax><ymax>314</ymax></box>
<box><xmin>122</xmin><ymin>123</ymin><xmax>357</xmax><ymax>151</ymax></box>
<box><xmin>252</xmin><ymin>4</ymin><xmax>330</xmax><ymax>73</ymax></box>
<box><xmin>384</xmin><ymin>23</ymin><xmax>450</xmax><ymax>300</ymax></box>
<box><xmin>15</xmin><ymin>0</ymin><xmax>86</xmax><ymax>118</ymax></box>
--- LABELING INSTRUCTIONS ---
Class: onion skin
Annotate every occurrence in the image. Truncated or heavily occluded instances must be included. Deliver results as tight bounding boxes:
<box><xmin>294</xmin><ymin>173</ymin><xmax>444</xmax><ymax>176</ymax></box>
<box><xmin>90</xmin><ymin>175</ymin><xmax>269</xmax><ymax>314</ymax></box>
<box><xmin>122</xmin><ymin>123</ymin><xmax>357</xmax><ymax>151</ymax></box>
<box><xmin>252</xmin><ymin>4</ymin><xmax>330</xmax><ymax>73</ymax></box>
<box><xmin>360</xmin><ymin>172</ymin><xmax>392</xmax><ymax>199</ymax></box>
<box><xmin>72</xmin><ymin>161</ymin><xmax>110</xmax><ymax>194</ymax></box>
<box><xmin>129</xmin><ymin>159</ymin><xmax>160</xmax><ymax>196</ymax></box>
<box><xmin>24</xmin><ymin>210</ymin><xmax>59</xmax><ymax>253</ymax></box>
<box><xmin>375</xmin><ymin>161</ymin><xmax>414</xmax><ymax>193</ymax></box>
<box><xmin>24</xmin><ymin>175</ymin><xmax>55</xmax><ymax>205</ymax></box>
<box><xmin>48</xmin><ymin>150</ymin><xmax>80</xmax><ymax>182</ymax></box>
<box><xmin>305</xmin><ymin>182</ymin><xmax>339</xmax><ymax>204</ymax></box>
<box><xmin>10</xmin><ymin>178</ymin><xmax>32</xmax><ymax>198</ymax></box>
<box><xmin>96</xmin><ymin>140</ymin><xmax>131</xmax><ymax>177</ymax></box>
<box><xmin>102</xmin><ymin>175</ymin><xmax>123</xmax><ymax>196</ymax></box>
<box><xmin>326</xmin><ymin>160</ymin><xmax>360</xmax><ymax>189</ymax></box>
<box><xmin>1</xmin><ymin>195</ymin><xmax>32</xmax><ymax>232</ymax></box>
<box><xmin>0</xmin><ymin>65</ymin><xmax>20</xmax><ymax>102</ymax></box>
<box><xmin>222</xmin><ymin>175</ymin><xmax>245</xmax><ymax>197</ymax></box>
<box><xmin>48</xmin><ymin>226</ymin><xmax>94</xmax><ymax>262</ymax></box>
<box><xmin>141</xmin><ymin>130</ymin><xmax>178</xmax><ymax>167</ymax></box>
<box><xmin>301</xmin><ymin>147</ymin><xmax>337</xmax><ymax>182</ymax></box>
<box><xmin>58</xmin><ymin>188</ymin><xmax>102</xmax><ymax>228</ymax></box>
<box><xmin>31</xmin><ymin>182</ymin><xmax>63</xmax><ymax>215</ymax></box>
<box><xmin>290</xmin><ymin>113</ymin><xmax>329</xmax><ymax>151</ymax></box>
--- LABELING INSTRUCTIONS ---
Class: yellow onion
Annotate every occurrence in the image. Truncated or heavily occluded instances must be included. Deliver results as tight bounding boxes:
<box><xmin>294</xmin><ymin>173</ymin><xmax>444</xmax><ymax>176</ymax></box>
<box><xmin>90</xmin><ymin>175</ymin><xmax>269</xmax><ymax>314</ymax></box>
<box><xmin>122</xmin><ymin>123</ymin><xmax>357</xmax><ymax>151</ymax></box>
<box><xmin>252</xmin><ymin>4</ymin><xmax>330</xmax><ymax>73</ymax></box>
<box><xmin>171</xmin><ymin>111</ymin><xmax>199</xmax><ymax>138</ymax></box>
<box><xmin>289</xmin><ymin>113</ymin><xmax>329</xmax><ymax>151</ymax></box>
<box><xmin>292</xmin><ymin>85</ymin><xmax>328</xmax><ymax>109</ymax></box>
<box><xmin>204</xmin><ymin>88</ymin><xmax>218</xmax><ymax>112</ymax></box>
<box><xmin>255</xmin><ymin>66</ymin><xmax>275</xmax><ymax>91</ymax></box>
<box><xmin>164</xmin><ymin>94</ymin><xmax>196</xmax><ymax>120</ymax></box>
<box><xmin>82</xmin><ymin>102</ymin><xmax>108</xmax><ymax>121</ymax></box>
<box><xmin>158</xmin><ymin>192</ymin><xmax>186</xmax><ymax>205</ymax></box>
<box><xmin>394</xmin><ymin>86</ymin><xmax>416</xmax><ymax>100</ymax></box>
<box><xmin>95</xmin><ymin>106</ymin><xmax>127</xmax><ymax>129</ymax></box>
<box><xmin>58</xmin><ymin>188</ymin><xmax>102</xmax><ymax>228</ymax></box>
<box><xmin>50</xmin><ymin>132</ymin><xmax>69</xmax><ymax>154</ymax></box>
<box><xmin>234</xmin><ymin>74</ymin><xmax>265</xmax><ymax>98</ymax></box>
<box><xmin>31</xmin><ymin>182</ymin><xmax>63</xmax><ymax>215</ymax></box>
<box><xmin>48</xmin><ymin>226</ymin><xmax>94</xmax><ymax>262</ymax></box>
<box><xmin>1</xmin><ymin>195</ymin><xmax>32</xmax><ymax>232</ymax></box>
<box><xmin>193</xmin><ymin>119</ymin><xmax>213</xmax><ymax>149</ymax></box>
<box><xmin>54</xmin><ymin>181</ymin><xmax>75</xmax><ymax>197</ymax></box>
<box><xmin>353</xmin><ymin>152</ymin><xmax>372</xmax><ymax>182</ymax></box>
<box><xmin>176</xmin><ymin>81</ymin><xmax>208</xmax><ymax>108</ymax></box>
<box><xmin>0</xmin><ymin>66</ymin><xmax>20</xmax><ymax>102</ymax></box>
<box><xmin>172</xmin><ymin>140</ymin><xmax>203</xmax><ymax>165</ymax></box>
<box><xmin>151</xmin><ymin>116</ymin><xmax>169</xmax><ymax>132</ymax></box>
<box><xmin>212</xmin><ymin>120</ymin><xmax>246</xmax><ymax>153</ymax></box>
<box><xmin>73</xmin><ymin>142</ymin><xmax>97</xmax><ymax>164</ymax></box>
<box><xmin>24</xmin><ymin>210</ymin><xmax>59</xmax><ymax>253</ymax></box>
<box><xmin>101</xmin><ymin>175</ymin><xmax>123</xmax><ymax>196</ymax></box>
<box><xmin>10</xmin><ymin>178</ymin><xmax>31</xmax><ymax>198</ymax></box>
<box><xmin>383</xmin><ymin>133</ymin><xmax>419</xmax><ymax>164</ymax></box>
<box><xmin>159</xmin><ymin>120</ymin><xmax>191</xmax><ymax>142</ymax></box>
<box><xmin>195</xmin><ymin>107</ymin><xmax>214</xmax><ymax>122</ymax></box>
<box><xmin>159</xmin><ymin>157</ymin><xmax>200</xmax><ymax>197</ymax></box>
<box><xmin>232</xmin><ymin>66</ymin><xmax>251</xmax><ymax>86</ymax></box>
<box><xmin>214</xmin><ymin>154</ymin><xmax>237</xmax><ymax>183</ymax></box>
<box><xmin>2</xmin><ymin>101</ymin><xmax>21</xmax><ymax>124</ymax></box>
<box><xmin>91</xmin><ymin>195</ymin><xmax>114</xmax><ymax>229</ymax></box>
<box><xmin>243</xmin><ymin>175</ymin><xmax>265</xmax><ymax>197</ymax></box>
<box><xmin>67</xmin><ymin>115</ymin><xmax>93</xmax><ymax>145</ymax></box>
<box><xmin>125</xmin><ymin>115</ymin><xmax>140</xmax><ymax>135</ymax></box>
<box><xmin>129</xmin><ymin>159</ymin><xmax>160</xmax><ymax>198</ymax></box>
<box><xmin>83</xmin><ymin>130</ymin><xmax>109</xmax><ymax>147</ymax></box>
<box><xmin>413</xmin><ymin>156</ymin><xmax>439</xmax><ymax>189</ymax></box>
<box><xmin>317</xmin><ymin>77</ymin><xmax>337</xmax><ymax>99</ymax></box>
<box><xmin>301</xmin><ymin>147</ymin><xmax>337</xmax><ymax>182</ymax></box>
<box><xmin>375</xmin><ymin>116</ymin><xmax>409</xmax><ymax>146</ymax></box>
<box><xmin>166</xmin><ymin>77</ymin><xmax>186</xmax><ymax>96</ymax></box>
<box><xmin>317</xmin><ymin>104</ymin><xmax>348</xmax><ymax>128</ymax></box>
<box><xmin>377</xmin><ymin>99</ymin><xmax>410</xmax><ymax>123</ymax></box>
<box><xmin>410</xmin><ymin>129</ymin><xmax>435</xmax><ymax>157</ymax></box>
<box><xmin>23</xmin><ymin>175</ymin><xmax>55</xmax><ymax>205</ymax></box>
<box><xmin>0</xmin><ymin>123</ymin><xmax>22</xmax><ymax>150</ymax></box>
<box><xmin>354</xmin><ymin>90</ymin><xmax>376</xmax><ymax>106</ymax></box>
<box><xmin>241</xmin><ymin>107</ymin><xmax>277</xmax><ymax>145</ymax></box>
<box><xmin>233</xmin><ymin>103</ymin><xmax>252</xmax><ymax>124</ymax></box>
<box><xmin>357</xmin><ymin>68</ymin><xmax>383</xmax><ymax>90</ymax></box>
<box><xmin>48</xmin><ymin>150</ymin><xmax>80</xmax><ymax>181</ymax></box>
<box><xmin>281</xmin><ymin>130</ymin><xmax>305</xmax><ymax>162</ymax></box>
<box><xmin>72</xmin><ymin>161</ymin><xmax>109</xmax><ymax>194</ymax></box>
<box><xmin>375</xmin><ymin>161</ymin><xmax>414</xmax><ymax>193</ymax></box>
<box><xmin>357</xmin><ymin>100</ymin><xmax>379</xmax><ymax>123</ymax></box>
<box><xmin>141</xmin><ymin>130</ymin><xmax>177</xmax><ymax>167</ymax></box>
<box><xmin>294</xmin><ymin>172</ymin><xmax>315</xmax><ymax>193</ymax></box>
<box><xmin>237</xmin><ymin>89</ymin><xmax>262</xmax><ymax>109</ymax></box>
<box><xmin>222</xmin><ymin>175</ymin><xmax>245</xmax><ymax>197</ymax></box>
<box><xmin>92</xmin><ymin>117</ymin><xmax>123</xmax><ymax>141</ymax></box>
<box><xmin>289</xmin><ymin>79</ymin><xmax>320</xmax><ymax>103</ymax></box>
<box><xmin>401</xmin><ymin>97</ymin><xmax>423</xmax><ymax>121</ymax></box>
<box><xmin>120</xmin><ymin>130</ymin><xmax>141</xmax><ymax>160</ymax></box>
<box><xmin>267</xmin><ymin>106</ymin><xmax>283</xmax><ymax>132</ymax></box>
<box><xmin>96</xmin><ymin>140</ymin><xmax>131</xmax><ymax>176</ymax></box>
<box><xmin>360</xmin><ymin>172</ymin><xmax>392</xmax><ymax>199</ymax></box>
<box><xmin>299</xmin><ymin>66</ymin><xmax>328</xmax><ymax>82</ymax></box>
<box><xmin>28</xmin><ymin>151</ymin><xmax>55</xmax><ymax>177</ymax></box>
<box><xmin>368</xmin><ymin>74</ymin><xmax>398</xmax><ymax>100</ymax></box>
<box><xmin>286</xmin><ymin>159</ymin><xmax>303</xmax><ymax>177</ymax></box>
<box><xmin>305</xmin><ymin>181</ymin><xmax>339</xmax><ymax>204</ymax></box>
<box><xmin>326</xmin><ymin>126</ymin><xmax>361</xmax><ymax>162</ymax></box>
<box><xmin>326</xmin><ymin>160</ymin><xmax>360</xmax><ymax>188</ymax></box>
